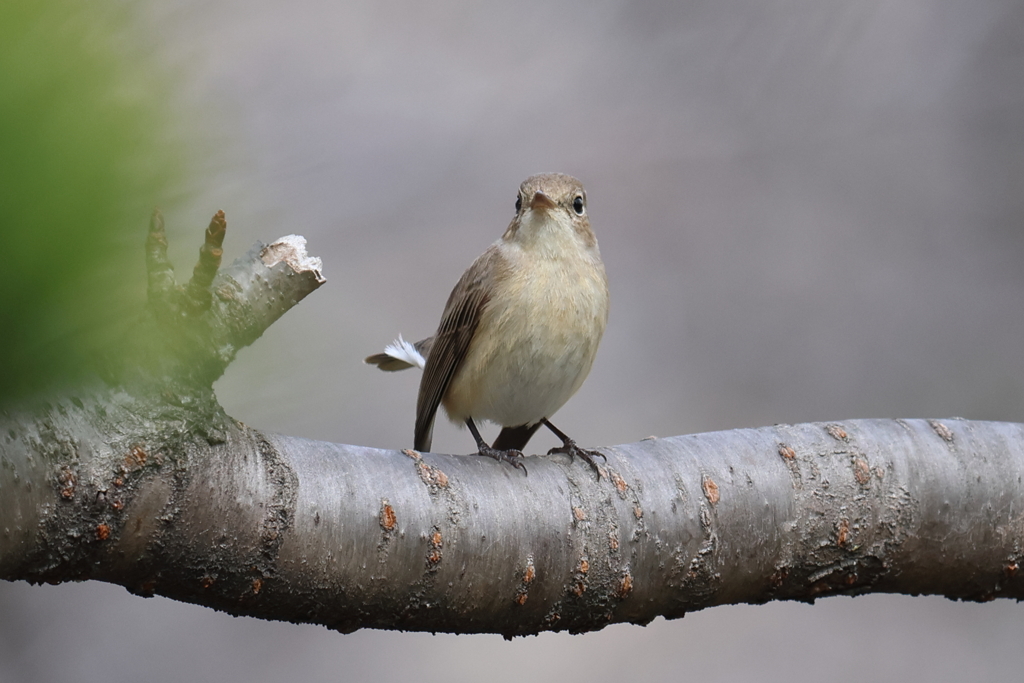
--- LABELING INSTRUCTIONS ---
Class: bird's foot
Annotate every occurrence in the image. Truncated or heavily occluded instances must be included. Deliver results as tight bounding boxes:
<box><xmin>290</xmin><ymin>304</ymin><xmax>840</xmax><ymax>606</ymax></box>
<box><xmin>476</xmin><ymin>444</ymin><xmax>528</xmax><ymax>475</ymax></box>
<box><xmin>466</xmin><ymin>417</ymin><xmax>528</xmax><ymax>474</ymax></box>
<box><xmin>548</xmin><ymin>439</ymin><xmax>605</xmax><ymax>476</ymax></box>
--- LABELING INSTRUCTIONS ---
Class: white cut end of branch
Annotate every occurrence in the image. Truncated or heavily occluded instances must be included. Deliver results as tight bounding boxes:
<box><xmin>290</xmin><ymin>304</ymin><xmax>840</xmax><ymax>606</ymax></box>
<box><xmin>262</xmin><ymin>235</ymin><xmax>325</xmax><ymax>281</ymax></box>
<box><xmin>383</xmin><ymin>334</ymin><xmax>426</xmax><ymax>369</ymax></box>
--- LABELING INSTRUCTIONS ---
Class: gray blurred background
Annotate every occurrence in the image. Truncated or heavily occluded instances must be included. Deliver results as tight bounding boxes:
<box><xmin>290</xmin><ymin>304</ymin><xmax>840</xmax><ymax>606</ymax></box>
<box><xmin>3</xmin><ymin>0</ymin><xmax>1023</xmax><ymax>681</ymax></box>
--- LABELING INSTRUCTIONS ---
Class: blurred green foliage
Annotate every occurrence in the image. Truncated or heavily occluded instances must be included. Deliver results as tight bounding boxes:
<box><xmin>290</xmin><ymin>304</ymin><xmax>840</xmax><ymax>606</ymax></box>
<box><xmin>0</xmin><ymin>0</ymin><xmax>187</xmax><ymax>399</ymax></box>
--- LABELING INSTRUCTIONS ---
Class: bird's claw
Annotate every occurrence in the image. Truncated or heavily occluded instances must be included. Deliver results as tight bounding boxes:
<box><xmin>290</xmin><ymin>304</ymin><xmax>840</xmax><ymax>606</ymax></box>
<box><xmin>477</xmin><ymin>445</ymin><xmax>528</xmax><ymax>475</ymax></box>
<box><xmin>548</xmin><ymin>440</ymin><xmax>605</xmax><ymax>476</ymax></box>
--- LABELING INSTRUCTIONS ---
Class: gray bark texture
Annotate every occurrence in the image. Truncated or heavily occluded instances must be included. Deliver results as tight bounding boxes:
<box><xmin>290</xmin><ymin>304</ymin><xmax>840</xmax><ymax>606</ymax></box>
<box><xmin>1</xmin><ymin>217</ymin><xmax>1022</xmax><ymax>638</ymax></box>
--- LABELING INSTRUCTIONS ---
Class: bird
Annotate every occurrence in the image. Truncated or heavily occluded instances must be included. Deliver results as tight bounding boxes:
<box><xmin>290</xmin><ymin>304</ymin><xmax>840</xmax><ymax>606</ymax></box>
<box><xmin>366</xmin><ymin>173</ymin><xmax>609</xmax><ymax>474</ymax></box>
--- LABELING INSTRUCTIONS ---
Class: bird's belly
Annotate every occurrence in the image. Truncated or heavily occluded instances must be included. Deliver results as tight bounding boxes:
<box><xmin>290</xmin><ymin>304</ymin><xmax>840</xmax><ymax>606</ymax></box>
<box><xmin>465</xmin><ymin>329</ymin><xmax>592</xmax><ymax>426</ymax></box>
<box><xmin>442</xmin><ymin>261</ymin><xmax>606</xmax><ymax>427</ymax></box>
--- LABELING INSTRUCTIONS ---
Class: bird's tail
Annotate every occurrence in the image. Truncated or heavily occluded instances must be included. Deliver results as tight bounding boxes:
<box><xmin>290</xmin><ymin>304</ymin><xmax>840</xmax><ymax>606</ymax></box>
<box><xmin>364</xmin><ymin>334</ymin><xmax>432</xmax><ymax>371</ymax></box>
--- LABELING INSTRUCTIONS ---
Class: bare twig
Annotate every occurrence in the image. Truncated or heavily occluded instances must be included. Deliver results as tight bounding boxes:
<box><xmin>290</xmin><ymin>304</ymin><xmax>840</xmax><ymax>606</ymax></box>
<box><xmin>131</xmin><ymin>212</ymin><xmax>324</xmax><ymax>388</ymax></box>
<box><xmin>145</xmin><ymin>208</ymin><xmax>176</xmax><ymax>304</ymax></box>
<box><xmin>185</xmin><ymin>209</ymin><xmax>226</xmax><ymax>310</ymax></box>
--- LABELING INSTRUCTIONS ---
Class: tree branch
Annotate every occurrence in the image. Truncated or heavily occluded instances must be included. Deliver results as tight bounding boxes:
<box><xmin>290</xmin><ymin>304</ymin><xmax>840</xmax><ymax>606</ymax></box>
<box><xmin>1</xmin><ymin>217</ymin><xmax>1021</xmax><ymax>638</ymax></box>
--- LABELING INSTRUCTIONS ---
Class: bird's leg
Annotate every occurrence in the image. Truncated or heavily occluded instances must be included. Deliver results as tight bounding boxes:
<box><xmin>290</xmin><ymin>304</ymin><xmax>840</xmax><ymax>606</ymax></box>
<box><xmin>466</xmin><ymin>418</ymin><xmax>527</xmax><ymax>474</ymax></box>
<box><xmin>542</xmin><ymin>418</ymin><xmax>605</xmax><ymax>475</ymax></box>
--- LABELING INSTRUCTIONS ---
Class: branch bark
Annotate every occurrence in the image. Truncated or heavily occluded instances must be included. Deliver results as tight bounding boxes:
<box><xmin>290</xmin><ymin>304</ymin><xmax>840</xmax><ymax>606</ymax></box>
<box><xmin>1</xmin><ymin>216</ymin><xmax>1021</xmax><ymax>638</ymax></box>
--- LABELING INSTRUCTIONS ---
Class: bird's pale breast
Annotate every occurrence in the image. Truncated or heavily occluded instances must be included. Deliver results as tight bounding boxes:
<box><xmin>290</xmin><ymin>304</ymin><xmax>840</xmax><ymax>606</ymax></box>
<box><xmin>442</xmin><ymin>243</ymin><xmax>608</xmax><ymax>427</ymax></box>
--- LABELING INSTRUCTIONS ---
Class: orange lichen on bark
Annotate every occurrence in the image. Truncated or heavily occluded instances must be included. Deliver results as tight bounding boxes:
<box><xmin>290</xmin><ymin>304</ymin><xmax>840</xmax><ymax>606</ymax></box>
<box><xmin>702</xmin><ymin>475</ymin><xmax>720</xmax><ymax>505</ymax></box>
<box><xmin>826</xmin><ymin>424</ymin><xmax>849</xmax><ymax>441</ymax></box>
<box><xmin>380</xmin><ymin>501</ymin><xmax>397</xmax><ymax>531</ymax></box>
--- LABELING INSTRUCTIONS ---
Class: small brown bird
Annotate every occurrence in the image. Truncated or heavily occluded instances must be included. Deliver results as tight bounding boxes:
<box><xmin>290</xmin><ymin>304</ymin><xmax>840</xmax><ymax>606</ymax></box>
<box><xmin>366</xmin><ymin>173</ymin><xmax>609</xmax><ymax>473</ymax></box>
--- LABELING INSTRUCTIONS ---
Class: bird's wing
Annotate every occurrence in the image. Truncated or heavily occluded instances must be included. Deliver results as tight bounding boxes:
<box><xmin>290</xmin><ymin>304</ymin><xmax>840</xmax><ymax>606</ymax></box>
<box><xmin>413</xmin><ymin>247</ymin><xmax>500</xmax><ymax>452</ymax></box>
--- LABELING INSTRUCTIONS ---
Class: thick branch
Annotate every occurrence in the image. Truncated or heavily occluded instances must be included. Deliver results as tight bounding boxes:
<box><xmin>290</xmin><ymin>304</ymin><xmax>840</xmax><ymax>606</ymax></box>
<box><xmin>2</xmin><ymin>407</ymin><xmax>1022</xmax><ymax>636</ymax></box>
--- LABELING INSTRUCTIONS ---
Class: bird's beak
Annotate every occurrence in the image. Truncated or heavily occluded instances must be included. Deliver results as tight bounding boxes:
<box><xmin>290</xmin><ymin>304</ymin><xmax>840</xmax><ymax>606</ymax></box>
<box><xmin>531</xmin><ymin>191</ymin><xmax>556</xmax><ymax>212</ymax></box>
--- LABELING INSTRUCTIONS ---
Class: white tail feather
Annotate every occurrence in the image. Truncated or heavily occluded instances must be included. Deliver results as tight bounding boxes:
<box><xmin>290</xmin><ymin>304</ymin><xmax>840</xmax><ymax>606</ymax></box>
<box><xmin>383</xmin><ymin>334</ymin><xmax>426</xmax><ymax>369</ymax></box>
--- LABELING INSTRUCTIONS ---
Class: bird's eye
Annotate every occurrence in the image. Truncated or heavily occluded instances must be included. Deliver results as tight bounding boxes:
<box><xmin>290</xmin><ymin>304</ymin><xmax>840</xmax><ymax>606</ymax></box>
<box><xmin>515</xmin><ymin>195</ymin><xmax>522</xmax><ymax>213</ymax></box>
<box><xmin>573</xmin><ymin>195</ymin><xmax>585</xmax><ymax>215</ymax></box>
